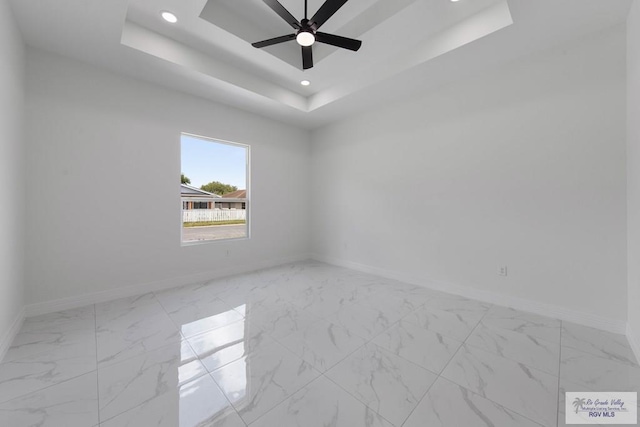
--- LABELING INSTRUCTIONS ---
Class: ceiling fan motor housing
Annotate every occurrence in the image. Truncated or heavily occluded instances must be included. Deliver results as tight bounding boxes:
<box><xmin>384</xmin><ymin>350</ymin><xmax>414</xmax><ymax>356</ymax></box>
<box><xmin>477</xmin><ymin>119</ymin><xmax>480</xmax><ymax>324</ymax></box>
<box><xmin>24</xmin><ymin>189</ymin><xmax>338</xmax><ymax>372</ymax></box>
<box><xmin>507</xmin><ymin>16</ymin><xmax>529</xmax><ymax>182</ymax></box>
<box><xmin>300</xmin><ymin>19</ymin><xmax>318</xmax><ymax>32</ymax></box>
<box><xmin>296</xmin><ymin>19</ymin><xmax>317</xmax><ymax>46</ymax></box>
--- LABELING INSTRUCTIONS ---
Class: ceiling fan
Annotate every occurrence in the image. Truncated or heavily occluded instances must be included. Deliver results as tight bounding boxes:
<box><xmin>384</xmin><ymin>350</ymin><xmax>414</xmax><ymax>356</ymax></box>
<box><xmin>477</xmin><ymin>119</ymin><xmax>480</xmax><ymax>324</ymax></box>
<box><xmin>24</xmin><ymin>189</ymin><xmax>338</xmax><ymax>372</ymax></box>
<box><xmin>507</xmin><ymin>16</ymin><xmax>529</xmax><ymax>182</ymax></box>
<box><xmin>252</xmin><ymin>0</ymin><xmax>362</xmax><ymax>70</ymax></box>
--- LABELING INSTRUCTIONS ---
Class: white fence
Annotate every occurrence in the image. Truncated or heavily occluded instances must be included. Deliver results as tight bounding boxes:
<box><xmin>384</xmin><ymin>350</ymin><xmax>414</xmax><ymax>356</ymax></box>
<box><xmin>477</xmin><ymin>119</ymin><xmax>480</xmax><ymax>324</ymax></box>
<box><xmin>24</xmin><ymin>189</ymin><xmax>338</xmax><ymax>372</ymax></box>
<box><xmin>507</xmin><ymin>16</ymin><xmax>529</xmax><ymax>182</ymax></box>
<box><xmin>183</xmin><ymin>209</ymin><xmax>246</xmax><ymax>223</ymax></box>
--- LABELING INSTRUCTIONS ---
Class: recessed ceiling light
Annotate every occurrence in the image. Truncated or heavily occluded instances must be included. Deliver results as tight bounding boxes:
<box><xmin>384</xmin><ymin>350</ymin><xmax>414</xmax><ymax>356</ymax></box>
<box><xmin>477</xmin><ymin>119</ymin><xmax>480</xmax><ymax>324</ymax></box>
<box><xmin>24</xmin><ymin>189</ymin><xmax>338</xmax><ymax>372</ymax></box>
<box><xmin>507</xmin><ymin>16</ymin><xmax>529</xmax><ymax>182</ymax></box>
<box><xmin>301</xmin><ymin>80</ymin><xmax>310</xmax><ymax>86</ymax></box>
<box><xmin>450</xmin><ymin>0</ymin><xmax>460</xmax><ymax>2</ymax></box>
<box><xmin>161</xmin><ymin>11</ymin><xmax>178</xmax><ymax>23</ymax></box>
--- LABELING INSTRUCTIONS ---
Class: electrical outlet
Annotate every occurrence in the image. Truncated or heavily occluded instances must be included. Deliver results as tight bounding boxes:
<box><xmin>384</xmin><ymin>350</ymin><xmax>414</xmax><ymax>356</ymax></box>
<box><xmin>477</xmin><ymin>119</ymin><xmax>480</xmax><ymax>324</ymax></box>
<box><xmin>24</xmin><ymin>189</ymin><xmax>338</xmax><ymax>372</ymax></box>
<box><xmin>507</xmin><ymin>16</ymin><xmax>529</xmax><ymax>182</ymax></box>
<box><xmin>498</xmin><ymin>266</ymin><xmax>508</xmax><ymax>277</ymax></box>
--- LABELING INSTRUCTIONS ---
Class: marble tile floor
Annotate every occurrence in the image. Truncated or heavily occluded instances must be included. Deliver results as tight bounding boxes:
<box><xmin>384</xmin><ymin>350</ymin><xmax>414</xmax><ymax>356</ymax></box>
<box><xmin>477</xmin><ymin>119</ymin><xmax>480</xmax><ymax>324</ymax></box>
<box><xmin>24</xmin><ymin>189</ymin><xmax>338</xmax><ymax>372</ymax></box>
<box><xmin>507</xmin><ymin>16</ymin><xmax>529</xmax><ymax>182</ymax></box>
<box><xmin>0</xmin><ymin>261</ymin><xmax>638</xmax><ymax>426</ymax></box>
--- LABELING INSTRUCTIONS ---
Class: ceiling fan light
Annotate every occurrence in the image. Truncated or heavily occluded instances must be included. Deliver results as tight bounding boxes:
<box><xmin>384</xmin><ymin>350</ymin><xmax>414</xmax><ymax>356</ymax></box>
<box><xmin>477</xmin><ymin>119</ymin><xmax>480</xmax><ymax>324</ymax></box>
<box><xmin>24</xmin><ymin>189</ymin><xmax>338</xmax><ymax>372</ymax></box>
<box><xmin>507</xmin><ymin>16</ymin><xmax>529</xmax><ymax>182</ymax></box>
<box><xmin>296</xmin><ymin>31</ymin><xmax>315</xmax><ymax>47</ymax></box>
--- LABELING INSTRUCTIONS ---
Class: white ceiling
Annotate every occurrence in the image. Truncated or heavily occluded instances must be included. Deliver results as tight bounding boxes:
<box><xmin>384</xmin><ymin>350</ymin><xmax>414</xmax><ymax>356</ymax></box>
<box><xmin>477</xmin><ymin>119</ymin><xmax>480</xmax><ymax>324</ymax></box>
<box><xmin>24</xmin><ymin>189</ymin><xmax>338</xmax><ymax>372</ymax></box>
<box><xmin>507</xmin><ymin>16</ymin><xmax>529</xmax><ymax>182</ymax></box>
<box><xmin>9</xmin><ymin>0</ymin><xmax>633</xmax><ymax>129</ymax></box>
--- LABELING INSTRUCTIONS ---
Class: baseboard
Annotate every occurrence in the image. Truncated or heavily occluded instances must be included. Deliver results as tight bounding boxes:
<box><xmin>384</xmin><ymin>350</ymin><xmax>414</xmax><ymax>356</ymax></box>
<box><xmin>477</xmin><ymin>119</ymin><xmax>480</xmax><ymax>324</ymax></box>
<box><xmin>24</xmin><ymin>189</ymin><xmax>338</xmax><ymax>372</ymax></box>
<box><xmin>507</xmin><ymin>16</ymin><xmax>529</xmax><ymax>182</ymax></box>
<box><xmin>23</xmin><ymin>251</ymin><xmax>629</xmax><ymax>337</ymax></box>
<box><xmin>0</xmin><ymin>306</ymin><xmax>25</xmax><ymax>363</ymax></box>
<box><xmin>25</xmin><ymin>253</ymin><xmax>311</xmax><ymax>317</ymax></box>
<box><xmin>312</xmin><ymin>253</ymin><xmax>627</xmax><ymax>335</ymax></box>
<box><xmin>627</xmin><ymin>324</ymin><xmax>640</xmax><ymax>365</ymax></box>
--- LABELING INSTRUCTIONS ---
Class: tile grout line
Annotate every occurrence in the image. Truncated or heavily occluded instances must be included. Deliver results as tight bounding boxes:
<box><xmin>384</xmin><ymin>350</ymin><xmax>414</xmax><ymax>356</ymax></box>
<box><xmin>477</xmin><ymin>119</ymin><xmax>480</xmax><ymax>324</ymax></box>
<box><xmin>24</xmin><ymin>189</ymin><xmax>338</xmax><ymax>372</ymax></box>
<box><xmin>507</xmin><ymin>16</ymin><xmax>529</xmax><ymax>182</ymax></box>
<box><xmin>362</xmin><ymin>299</ymin><xmax>463</xmax><ymax>376</ymax></box>
<box><xmin>434</xmin><ymin>355</ymin><xmax>551</xmax><ymax>426</ymax></box>
<box><xmin>0</xmin><ymin>326</ymin><xmax>96</xmax><ymax>365</ymax></box>
<box><xmin>206</xmin><ymin>368</ymin><xmax>250</xmax><ymax>427</ymax></box>
<box><xmin>234</xmin><ymin>369</ymin><xmax>321</xmax><ymax>426</ymax></box>
<box><xmin>438</xmin><ymin>376</ymin><xmax>549</xmax><ymax>427</ymax></box>
<box><xmin>310</xmin><ymin>295</ymin><xmax>463</xmax><ymax>427</ymax></box>
<box><xmin>172</xmin><ymin>285</ymin><xmax>324</xmax><ymax>426</ymax></box>
<box><xmin>150</xmin><ymin>287</ymin><xmax>250</xmax><ymax>402</ymax></box>
<box><xmin>320</xmin><ymin>372</ymin><xmax>398</xmax><ymax>427</ymax></box>
<box><xmin>324</xmin><ymin>294</ymin><xmax>475</xmax><ymax>425</ymax></box>
<box><xmin>0</xmin><ymin>369</ymin><xmax>97</xmax><ymax>406</ymax></box>
<box><xmin>95</xmin><ymin>294</ymin><xmax>213</xmax><ymax>424</ymax></box>
<box><xmin>321</xmin><ymin>294</ymin><xmax>487</xmax><ymax>426</ymax></box>
<box><xmin>0</xmin><ymin>310</ymin><xmax>100</xmax><ymax>406</ymax></box>
<box><xmin>245</xmin><ymin>289</ymin><xmax>429</xmax><ymax>426</ymax></box>
<box><xmin>0</xmin><ymin>313</ymin><xmax>98</xmax><ymax>404</ymax></box>
<box><xmin>439</xmin><ymin>305</ymin><xmax>558</xmax><ymax>427</ymax></box>
<box><xmin>94</xmin><ymin>293</ymin><xmax>187</xmax><ymax>369</ymax></box>
<box><xmin>460</xmin><ymin>324</ymin><xmax>562</xmax><ymax>377</ymax></box>
<box><xmin>315</xmin><ymin>298</ymin><xmax>428</xmax><ymax>371</ymax></box>
<box><xmin>245</xmin><ymin>374</ymin><xmax>327</xmax><ymax>426</ymax></box>
<box><xmin>208</xmin><ymin>313</ymin><xmax>320</xmax><ymax>425</ymax></box>
<box><xmin>400</xmin><ymin>302</ymin><xmax>489</xmax><ymax>344</ymax></box>
<box><xmin>397</xmin><ymin>368</ymin><xmax>440</xmax><ymax>427</ymax></box>
<box><xmin>436</xmin><ymin>303</ymin><xmax>491</xmax><ymax>378</ymax></box>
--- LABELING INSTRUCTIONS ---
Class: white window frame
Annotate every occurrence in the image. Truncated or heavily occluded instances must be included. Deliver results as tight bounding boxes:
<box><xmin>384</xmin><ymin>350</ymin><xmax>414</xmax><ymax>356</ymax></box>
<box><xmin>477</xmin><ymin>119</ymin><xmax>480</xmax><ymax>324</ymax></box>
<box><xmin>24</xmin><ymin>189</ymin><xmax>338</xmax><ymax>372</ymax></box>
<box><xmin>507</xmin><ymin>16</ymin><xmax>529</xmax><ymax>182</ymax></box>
<box><xmin>180</xmin><ymin>132</ymin><xmax>251</xmax><ymax>246</ymax></box>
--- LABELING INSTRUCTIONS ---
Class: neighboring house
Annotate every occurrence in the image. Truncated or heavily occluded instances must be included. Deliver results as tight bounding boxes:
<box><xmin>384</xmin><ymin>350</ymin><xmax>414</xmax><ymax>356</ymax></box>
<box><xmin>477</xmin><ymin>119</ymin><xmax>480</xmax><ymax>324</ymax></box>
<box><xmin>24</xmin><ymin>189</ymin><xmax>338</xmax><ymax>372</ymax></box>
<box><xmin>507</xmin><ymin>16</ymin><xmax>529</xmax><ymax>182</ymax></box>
<box><xmin>220</xmin><ymin>189</ymin><xmax>247</xmax><ymax>210</ymax></box>
<box><xmin>181</xmin><ymin>184</ymin><xmax>247</xmax><ymax>210</ymax></box>
<box><xmin>181</xmin><ymin>184</ymin><xmax>220</xmax><ymax>210</ymax></box>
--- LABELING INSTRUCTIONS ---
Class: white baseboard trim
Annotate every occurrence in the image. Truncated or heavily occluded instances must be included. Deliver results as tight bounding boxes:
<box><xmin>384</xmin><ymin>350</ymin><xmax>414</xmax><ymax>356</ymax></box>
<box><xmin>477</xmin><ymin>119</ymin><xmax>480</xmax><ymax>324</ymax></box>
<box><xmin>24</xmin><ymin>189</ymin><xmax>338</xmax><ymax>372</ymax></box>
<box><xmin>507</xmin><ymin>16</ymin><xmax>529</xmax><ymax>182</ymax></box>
<box><xmin>627</xmin><ymin>324</ymin><xmax>640</xmax><ymax>366</ymax></box>
<box><xmin>312</xmin><ymin>253</ymin><xmax>627</xmax><ymax>335</ymax></box>
<box><xmin>25</xmin><ymin>253</ymin><xmax>311</xmax><ymax>317</ymax></box>
<box><xmin>23</xmin><ymin>252</ymin><xmax>629</xmax><ymax>337</ymax></box>
<box><xmin>0</xmin><ymin>306</ymin><xmax>25</xmax><ymax>363</ymax></box>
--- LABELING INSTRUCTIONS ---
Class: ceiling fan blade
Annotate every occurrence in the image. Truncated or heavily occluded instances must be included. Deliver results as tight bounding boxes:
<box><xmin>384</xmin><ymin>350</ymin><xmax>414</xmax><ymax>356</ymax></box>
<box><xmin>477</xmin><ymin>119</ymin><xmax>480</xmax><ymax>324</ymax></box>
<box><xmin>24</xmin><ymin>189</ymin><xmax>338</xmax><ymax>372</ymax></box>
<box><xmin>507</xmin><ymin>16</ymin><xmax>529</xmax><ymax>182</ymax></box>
<box><xmin>263</xmin><ymin>0</ymin><xmax>301</xmax><ymax>29</ymax></box>
<box><xmin>310</xmin><ymin>0</ymin><xmax>349</xmax><ymax>29</ymax></box>
<box><xmin>315</xmin><ymin>32</ymin><xmax>362</xmax><ymax>51</ymax></box>
<box><xmin>252</xmin><ymin>34</ymin><xmax>296</xmax><ymax>48</ymax></box>
<box><xmin>302</xmin><ymin>46</ymin><xmax>313</xmax><ymax>69</ymax></box>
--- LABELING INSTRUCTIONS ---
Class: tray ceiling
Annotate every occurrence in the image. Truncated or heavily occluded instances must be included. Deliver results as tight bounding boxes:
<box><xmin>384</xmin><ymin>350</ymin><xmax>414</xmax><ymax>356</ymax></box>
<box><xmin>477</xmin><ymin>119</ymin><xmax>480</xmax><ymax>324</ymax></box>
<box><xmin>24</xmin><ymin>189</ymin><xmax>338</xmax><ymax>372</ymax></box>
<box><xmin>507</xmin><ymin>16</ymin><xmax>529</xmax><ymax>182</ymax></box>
<box><xmin>9</xmin><ymin>0</ymin><xmax>634</xmax><ymax>128</ymax></box>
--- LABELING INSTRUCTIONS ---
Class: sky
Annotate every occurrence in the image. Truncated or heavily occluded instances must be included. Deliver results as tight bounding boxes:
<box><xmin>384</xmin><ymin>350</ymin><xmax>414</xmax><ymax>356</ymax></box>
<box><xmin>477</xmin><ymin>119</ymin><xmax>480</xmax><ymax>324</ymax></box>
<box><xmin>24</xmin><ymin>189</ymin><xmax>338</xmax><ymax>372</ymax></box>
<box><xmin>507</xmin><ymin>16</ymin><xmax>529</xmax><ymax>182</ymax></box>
<box><xmin>181</xmin><ymin>134</ymin><xmax>247</xmax><ymax>189</ymax></box>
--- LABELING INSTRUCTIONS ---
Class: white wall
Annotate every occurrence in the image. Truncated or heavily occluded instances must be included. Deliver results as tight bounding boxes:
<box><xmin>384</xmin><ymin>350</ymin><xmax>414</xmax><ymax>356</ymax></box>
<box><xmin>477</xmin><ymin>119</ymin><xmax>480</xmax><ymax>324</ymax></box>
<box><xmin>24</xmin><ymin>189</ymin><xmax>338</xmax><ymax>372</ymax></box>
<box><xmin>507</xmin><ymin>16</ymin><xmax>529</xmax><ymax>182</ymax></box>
<box><xmin>627</xmin><ymin>0</ymin><xmax>640</xmax><ymax>356</ymax></box>
<box><xmin>0</xmin><ymin>0</ymin><xmax>25</xmax><ymax>352</ymax></box>
<box><xmin>311</xmin><ymin>28</ymin><xmax>628</xmax><ymax>326</ymax></box>
<box><xmin>24</xmin><ymin>49</ymin><xmax>310</xmax><ymax>307</ymax></box>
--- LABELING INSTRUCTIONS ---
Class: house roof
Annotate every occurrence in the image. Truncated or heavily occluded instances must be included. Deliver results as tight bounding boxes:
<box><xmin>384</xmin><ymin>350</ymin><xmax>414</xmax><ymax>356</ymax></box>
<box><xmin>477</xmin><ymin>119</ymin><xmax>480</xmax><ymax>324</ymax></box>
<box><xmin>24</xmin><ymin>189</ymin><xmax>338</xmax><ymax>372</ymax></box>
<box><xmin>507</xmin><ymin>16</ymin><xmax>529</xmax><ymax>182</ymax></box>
<box><xmin>180</xmin><ymin>184</ymin><xmax>221</xmax><ymax>198</ymax></box>
<box><xmin>222</xmin><ymin>189</ymin><xmax>247</xmax><ymax>199</ymax></box>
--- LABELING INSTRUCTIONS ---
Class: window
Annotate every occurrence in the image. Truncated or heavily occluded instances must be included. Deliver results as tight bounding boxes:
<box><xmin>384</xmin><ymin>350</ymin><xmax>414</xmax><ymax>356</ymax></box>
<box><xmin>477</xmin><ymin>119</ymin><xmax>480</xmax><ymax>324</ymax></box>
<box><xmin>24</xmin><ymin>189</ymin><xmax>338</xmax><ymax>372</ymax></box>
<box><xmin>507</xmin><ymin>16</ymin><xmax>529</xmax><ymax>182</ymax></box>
<box><xmin>193</xmin><ymin>202</ymin><xmax>209</xmax><ymax>209</ymax></box>
<box><xmin>180</xmin><ymin>133</ymin><xmax>249</xmax><ymax>243</ymax></box>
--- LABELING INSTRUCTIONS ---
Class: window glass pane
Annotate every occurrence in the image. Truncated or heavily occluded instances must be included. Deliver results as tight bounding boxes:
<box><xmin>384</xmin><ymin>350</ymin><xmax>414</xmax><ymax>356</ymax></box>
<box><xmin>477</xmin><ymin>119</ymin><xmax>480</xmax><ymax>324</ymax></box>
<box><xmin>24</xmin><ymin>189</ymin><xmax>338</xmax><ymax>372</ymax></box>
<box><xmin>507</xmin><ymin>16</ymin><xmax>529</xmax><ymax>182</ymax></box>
<box><xmin>181</xmin><ymin>134</ymin><xmax>249</xmax><ymax>243</ymax></box>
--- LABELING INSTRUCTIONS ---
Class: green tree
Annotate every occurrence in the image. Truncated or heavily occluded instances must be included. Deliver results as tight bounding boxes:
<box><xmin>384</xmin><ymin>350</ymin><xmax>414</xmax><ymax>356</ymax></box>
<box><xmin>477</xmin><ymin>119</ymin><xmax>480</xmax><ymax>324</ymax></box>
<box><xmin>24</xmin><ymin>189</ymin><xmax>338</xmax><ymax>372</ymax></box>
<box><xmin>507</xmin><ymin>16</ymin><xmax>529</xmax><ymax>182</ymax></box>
<box><xmin>201</xmin><ymin>181</ymin><xmax>238</xmax><ymax>196</ymax></box>
<box><xmin>181</xmin><ymin>173</ymin><xmax>191</xmax><ymax>185</ymax></box>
